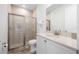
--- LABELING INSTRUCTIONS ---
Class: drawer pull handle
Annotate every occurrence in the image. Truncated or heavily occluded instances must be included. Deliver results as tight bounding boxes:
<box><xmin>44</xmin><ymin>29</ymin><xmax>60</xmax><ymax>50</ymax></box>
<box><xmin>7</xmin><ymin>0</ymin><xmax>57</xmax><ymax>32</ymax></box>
<box><xmin>4</xmin><ymin>46</ymin><xmax>6</xmax><ymax>47</ymax></box>
<box><xmin>44</xmin><ymin>40</ymin><xmax>47</xmax><ymax>43</ymax></box>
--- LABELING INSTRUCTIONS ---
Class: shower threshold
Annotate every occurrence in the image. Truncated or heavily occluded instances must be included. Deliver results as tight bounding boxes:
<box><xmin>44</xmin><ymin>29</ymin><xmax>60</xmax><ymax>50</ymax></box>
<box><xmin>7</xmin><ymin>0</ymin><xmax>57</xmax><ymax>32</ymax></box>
<box><xmin>8</xmin><ymin>46</ymin><xmax>30</xmax><ymax>54</ymax></box>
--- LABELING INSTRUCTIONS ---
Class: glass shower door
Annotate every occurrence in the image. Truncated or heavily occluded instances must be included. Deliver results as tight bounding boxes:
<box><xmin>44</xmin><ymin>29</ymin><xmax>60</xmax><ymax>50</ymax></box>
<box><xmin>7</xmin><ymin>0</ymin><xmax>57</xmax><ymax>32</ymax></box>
<box><xmin>8</xmin><ymin>14</ymin><xmax>25</xmax><ymax>50</ymax></box>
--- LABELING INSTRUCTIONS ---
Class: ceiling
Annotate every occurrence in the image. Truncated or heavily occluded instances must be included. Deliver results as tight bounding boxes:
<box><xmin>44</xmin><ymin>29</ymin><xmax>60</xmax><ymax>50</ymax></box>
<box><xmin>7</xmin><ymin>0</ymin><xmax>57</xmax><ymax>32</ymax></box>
<box><xmin>46</xmin><ymin>4</ymin><xmax>63</xmax><ymax>14</ymax></box>
<box><xmin>12</xmin><ymin>4</ymin><xmax>62</xmax><ymax>14</ymax></box>
<box><xmin>12</xmin><ymin>4</ymin><xmax>37</xmax><ymax>12</ymax></box>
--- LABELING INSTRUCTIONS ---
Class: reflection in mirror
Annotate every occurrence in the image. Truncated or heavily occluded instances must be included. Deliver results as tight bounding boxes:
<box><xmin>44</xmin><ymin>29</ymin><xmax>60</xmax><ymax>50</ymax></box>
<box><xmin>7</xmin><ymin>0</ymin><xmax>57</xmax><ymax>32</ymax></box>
<box><xmin>46</xmin><ymin>4</ymin><xmax>77</xmax><ymax>39</ymax></box>
<box><xmin>46</xmin><ymin>19</ymin><xmax>50</xmax><ymax>31</ymax></box>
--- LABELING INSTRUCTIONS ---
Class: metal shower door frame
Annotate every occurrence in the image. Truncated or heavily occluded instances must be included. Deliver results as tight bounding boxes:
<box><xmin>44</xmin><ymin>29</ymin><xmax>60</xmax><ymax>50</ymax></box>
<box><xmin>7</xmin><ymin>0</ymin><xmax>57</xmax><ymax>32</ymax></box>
<box><xmin>8</xmin><ymin>13</ymin><xmax>26</xmax><ymax>51</ymax></box>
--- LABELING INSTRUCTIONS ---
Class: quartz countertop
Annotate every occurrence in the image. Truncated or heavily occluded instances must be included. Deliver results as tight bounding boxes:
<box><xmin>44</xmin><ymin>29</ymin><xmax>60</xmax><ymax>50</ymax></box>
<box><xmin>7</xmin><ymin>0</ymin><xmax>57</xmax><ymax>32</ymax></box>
<box><xmin>37</xmin><ymin>32</ymin><xmax>77</xmax><ymax>50</ymax></box>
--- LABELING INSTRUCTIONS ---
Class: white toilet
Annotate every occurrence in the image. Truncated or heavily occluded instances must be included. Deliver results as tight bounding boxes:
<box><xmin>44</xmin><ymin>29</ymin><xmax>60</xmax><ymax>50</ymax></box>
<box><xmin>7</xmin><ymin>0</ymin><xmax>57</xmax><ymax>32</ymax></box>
<box><xmin>28</xmin><ymin>39</ymin><xmax>36</xmax><ymax>53</ymax></box>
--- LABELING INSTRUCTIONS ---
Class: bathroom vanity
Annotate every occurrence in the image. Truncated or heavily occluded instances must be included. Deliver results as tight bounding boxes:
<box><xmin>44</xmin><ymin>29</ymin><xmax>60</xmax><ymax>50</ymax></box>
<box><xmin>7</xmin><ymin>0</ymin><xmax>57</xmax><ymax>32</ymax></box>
<box><xmin>37</xmin><ymin>32</ymin><xmax>77</xmax><ymax>54</ymax></box>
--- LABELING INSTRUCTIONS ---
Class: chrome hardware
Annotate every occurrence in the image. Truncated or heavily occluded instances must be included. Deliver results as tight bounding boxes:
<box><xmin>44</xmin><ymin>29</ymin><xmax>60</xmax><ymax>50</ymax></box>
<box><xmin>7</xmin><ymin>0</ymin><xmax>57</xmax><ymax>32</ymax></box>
<box><xmin>44</xmin><ymin>40</ymin><xmax>47</xmax><ymax>43</ymax></box>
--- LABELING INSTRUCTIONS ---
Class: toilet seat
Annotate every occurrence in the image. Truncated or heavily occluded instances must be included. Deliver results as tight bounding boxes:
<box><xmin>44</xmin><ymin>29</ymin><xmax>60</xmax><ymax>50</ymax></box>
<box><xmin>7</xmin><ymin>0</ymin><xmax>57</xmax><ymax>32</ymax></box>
<box><xmin>28</xmin><ymin>39</ymin><xmax>36</xmax><ymax>53</ymax></box>
<box><xmin>29</xmin><ymin>39</ymin><xmax>36</xmax><ymax>45</ymax></box>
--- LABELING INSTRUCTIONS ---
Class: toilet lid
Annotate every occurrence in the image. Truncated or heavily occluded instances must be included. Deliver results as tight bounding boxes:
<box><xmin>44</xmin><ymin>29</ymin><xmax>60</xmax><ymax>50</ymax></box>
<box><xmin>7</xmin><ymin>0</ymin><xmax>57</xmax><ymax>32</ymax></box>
<box><xmin>29</xmin><ymin>39</ymin><xmax>36</xmax><ymax>44</ymax></box>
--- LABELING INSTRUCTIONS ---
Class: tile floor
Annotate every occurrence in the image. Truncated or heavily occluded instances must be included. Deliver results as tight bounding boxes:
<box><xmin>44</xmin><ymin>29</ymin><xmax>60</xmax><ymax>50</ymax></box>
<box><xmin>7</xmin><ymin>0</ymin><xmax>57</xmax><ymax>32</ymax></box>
<box><xmin>8</xmin><ymin>46</ymin><xmax>31</xmax><ymax>54</ymax></box>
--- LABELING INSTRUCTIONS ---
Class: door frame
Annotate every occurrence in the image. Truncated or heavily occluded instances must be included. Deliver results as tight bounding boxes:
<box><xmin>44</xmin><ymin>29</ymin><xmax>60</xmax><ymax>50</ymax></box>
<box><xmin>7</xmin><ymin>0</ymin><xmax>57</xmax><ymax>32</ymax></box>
<box><xmin>8</xmin><ymin>13</ymin><xmax>25</xmax><ymax>51</ymax></box>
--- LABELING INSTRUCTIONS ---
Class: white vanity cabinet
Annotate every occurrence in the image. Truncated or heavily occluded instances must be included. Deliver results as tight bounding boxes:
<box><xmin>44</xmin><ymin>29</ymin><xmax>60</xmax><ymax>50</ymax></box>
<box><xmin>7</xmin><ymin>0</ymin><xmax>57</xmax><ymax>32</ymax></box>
<box><xmin>37</xmin><ymin>36</ymin><xmax>47</xmax><ymax>54</ymax></box>
<box><xmin>46</xmin><ymin>39</ymin><xmax>76</xmax><ymax>54</ymax></box>
<box><xmin>0</xmin><ymin>42</ymin><xmax>2</xmax><ymax>53</ymax></box>
<box><xmin>37</xmin><ymin>36</ymin><xmax>77</xmax><ymax>54</ymax></box>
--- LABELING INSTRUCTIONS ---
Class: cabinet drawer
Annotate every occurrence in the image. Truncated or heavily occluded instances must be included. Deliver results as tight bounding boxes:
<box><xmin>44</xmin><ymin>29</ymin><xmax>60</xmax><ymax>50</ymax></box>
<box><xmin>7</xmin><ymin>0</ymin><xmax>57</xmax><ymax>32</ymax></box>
<box><xmin>46</xmin><ymin>39</ymin><xmax>76</xmax><ymax>54</ymax></box>
<box><xmin>37</xmin><ymin>36</ymin><xmax>47</xmax><ymax>54</ymax></box>
<box><xmin>37</xmin><ymin>36</ymin><xmax>76</xmax><ymax>54</ymax></box>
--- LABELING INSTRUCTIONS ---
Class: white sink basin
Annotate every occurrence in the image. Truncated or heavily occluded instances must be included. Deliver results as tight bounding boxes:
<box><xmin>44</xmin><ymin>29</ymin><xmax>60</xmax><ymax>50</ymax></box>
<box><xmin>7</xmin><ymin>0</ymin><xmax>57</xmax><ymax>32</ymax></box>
<box><xmin>45</xmin><ymin>32</ymin><xmax>61</xmax><ymax>38</ymax></box>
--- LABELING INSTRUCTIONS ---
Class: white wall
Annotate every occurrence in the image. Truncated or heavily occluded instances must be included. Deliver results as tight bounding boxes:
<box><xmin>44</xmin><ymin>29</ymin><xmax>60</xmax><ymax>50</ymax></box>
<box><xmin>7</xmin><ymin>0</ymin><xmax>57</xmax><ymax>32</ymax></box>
<box><xmin>32</xmin><ymin>9</ymin><xmax>36</xmax><ymax>17</ymax></box>
<box><xmin>36</xmin><ymin>5</ymin><xmax>46</xmax><ymax>33</ymax></box>
<box><xmin>50</xmin><ymin>4</ymin><xmax>77</xmax><ymax>33</ymax></box>
<box><xmin>0</xmin><ymin>5</ymin><xmax>8</xmax><ymax>53</ymax></box>
<box><xmin>65</xmin><ymin>5</ymin><xmax>77</xmax><ymax>33</ymax></box>
<box><xmin>77</xmin><ymin>4</ymin><xmax>79</xmax><ymax>50</ymax></box>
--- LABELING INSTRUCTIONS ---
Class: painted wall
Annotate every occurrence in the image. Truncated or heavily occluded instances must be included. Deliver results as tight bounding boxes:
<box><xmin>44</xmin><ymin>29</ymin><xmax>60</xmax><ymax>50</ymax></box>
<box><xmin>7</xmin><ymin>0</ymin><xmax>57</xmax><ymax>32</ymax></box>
<box><xmin>0</xmin><ymin>5</ymin><xmax>8</xmax><ymax>53</ymax></box>
<box><xmin>32</xmin><ymin>8</ymin><xmax>36</xmax><ymax>17</ymax></box>
<box><xmin>77</xmin><ymin>4</ymin><xmax>79</xmax><ymax>50</ymax></box>
<box><xmin>36</xmin><ymin>5</ymin><xmax>46</xmax><ymax>33</ymax></box>
<box><xmin>65</xmin><ymin>5</ymin><xmax>77</xmax><ymax>33</ymax></box>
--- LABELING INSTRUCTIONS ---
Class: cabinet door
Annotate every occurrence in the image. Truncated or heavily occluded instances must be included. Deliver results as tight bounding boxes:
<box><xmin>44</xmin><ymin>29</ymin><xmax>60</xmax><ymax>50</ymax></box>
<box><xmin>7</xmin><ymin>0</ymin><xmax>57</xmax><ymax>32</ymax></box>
<box><xmin>37</xmin><ymin>36</ymin><xmax>47</xmax><ymax>54</ymax></box>
<box><xmin>46</xmin><ymin>39</ymin><xmax>76</xmax><ymax>54</ymax></box>
<box><xmin>46</xmin><ymin>39</ymin><xmax>65</xmax><ymax>54</ymax></box>
<box><xmin>0</xmin><ymin>42</ymin><xmax>2</xmax><ymax>53</ymax></box>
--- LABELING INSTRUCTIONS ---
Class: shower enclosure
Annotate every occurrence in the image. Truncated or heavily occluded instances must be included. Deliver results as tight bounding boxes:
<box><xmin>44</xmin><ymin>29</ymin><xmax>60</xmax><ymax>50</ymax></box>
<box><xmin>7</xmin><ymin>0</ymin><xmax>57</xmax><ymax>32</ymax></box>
<box><xmin>8</xmin><ymin>13</ymin><xmax>36</xmax><ymax>51</ymax></box>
